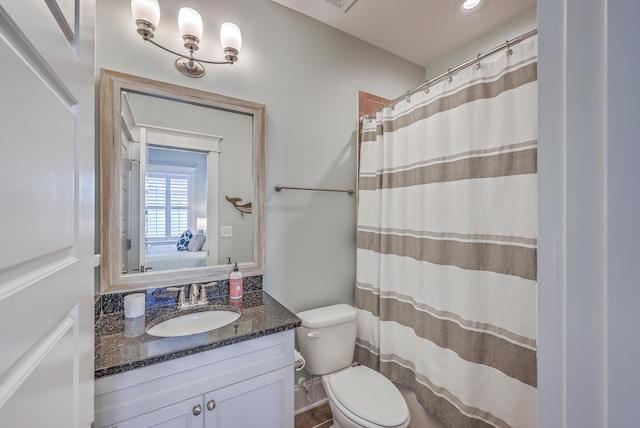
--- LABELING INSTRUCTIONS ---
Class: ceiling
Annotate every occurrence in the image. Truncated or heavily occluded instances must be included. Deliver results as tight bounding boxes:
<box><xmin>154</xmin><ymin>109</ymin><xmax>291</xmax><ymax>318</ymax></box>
<box><xmin>271</xmin><ymin>0</ymin><xmax>536</xmax><ymax>68</ymax></box>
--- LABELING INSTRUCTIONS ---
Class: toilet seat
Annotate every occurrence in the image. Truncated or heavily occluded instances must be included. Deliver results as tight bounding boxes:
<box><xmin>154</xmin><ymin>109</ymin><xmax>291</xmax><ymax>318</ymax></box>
<box><xmin>324</xmin><ymin>366</ymin><xmax>410</xmax><ymax>428</ymax></box>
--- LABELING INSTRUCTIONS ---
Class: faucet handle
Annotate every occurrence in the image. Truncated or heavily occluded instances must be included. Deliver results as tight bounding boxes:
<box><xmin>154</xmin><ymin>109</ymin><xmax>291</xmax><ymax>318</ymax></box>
<box><xmin>177</xmin><ymin>287</ymin><xmax>186</xmax><ymax>307</ymax></box>
<box><xmin>199</xmin><ymin>284</ymin><xmax>208</xmax><ymax>304</ymax></box>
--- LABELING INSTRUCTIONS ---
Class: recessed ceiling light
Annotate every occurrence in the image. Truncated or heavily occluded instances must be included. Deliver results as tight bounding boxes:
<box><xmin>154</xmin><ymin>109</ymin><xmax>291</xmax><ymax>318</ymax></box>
<box><xmin>459</xmin><ymin>0</ymin><xmax>484</xmax><ymax>13</ymax></box>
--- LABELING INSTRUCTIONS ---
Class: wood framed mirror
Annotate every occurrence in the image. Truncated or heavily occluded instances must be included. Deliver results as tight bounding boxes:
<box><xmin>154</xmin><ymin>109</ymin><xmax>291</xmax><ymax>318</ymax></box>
<box><xmin>100</xmin><ymin>69</ymin><xmax>265</xmax><ymax>293</ymax></box>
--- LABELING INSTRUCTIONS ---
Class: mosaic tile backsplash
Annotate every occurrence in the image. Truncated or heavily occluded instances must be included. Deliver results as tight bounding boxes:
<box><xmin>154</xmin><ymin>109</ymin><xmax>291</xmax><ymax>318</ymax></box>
<box><xmin>95</xmin><ymin>275</ymin><xmax>263</xmax><ymax>317</ymax></box>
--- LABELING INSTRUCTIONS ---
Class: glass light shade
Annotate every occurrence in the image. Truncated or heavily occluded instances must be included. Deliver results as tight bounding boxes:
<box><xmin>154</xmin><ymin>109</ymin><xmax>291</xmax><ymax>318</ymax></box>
<box><xmin>178</xmin><ymin>7</ymin><xmax>203</xmax><ymax>40</ymax></box>
<box><xmin>131</xmin><ymin>0</ymin><xmax>160</xmax><ymax>27</ymax></box>
<box><xmin>220</xmin><ymin>22</ymin><xmax>242</xmax><ymax>52</ymax></box>
<box><xmin>196</xmin><ymin>218</ymin><xmax>207</xmax><ymax>231</ymax></box>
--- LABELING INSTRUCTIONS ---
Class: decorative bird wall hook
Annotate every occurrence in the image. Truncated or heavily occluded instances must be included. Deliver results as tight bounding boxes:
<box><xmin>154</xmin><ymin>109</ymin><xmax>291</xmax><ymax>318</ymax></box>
<box><xmin>225</xmin><ymin>196</ymin><xmax>252</xmax><ymax>218</ymax></box>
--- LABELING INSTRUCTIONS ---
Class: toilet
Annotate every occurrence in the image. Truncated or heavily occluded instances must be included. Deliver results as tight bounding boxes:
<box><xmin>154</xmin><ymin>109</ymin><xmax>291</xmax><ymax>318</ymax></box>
<box><xmin>296</xmin><ymin>304</ymin><xmax>410</xmax><ymax>428</ymax></box>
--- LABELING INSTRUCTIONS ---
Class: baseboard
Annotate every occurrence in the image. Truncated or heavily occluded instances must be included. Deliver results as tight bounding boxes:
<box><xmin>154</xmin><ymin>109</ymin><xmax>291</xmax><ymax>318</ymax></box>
<box><xmin>294</xmin><ymin>377</ymin><xmax>328</xmax><ymax>415</ymax></box>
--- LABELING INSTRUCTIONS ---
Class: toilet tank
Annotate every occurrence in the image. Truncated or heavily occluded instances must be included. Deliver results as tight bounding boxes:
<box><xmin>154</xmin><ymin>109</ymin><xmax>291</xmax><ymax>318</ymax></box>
<box><xmin>296</xmin><ymin>304</ymin><xmax>358</xmax><ymax>376</ymax></box>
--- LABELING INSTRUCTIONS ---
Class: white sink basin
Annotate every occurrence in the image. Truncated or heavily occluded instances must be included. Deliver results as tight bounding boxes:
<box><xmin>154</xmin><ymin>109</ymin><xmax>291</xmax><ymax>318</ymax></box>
<box><xmin>146</xmin><ymin>307</ymin><xmax>241</xmax><ymax>337</ymax></box>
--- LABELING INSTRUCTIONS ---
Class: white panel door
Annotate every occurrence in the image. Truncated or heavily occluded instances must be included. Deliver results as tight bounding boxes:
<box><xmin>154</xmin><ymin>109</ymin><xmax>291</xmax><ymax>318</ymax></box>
<box><xmin>0</xmin><ymin>0</ymin><xmax>95</xmax><ymax>427</ymax></box>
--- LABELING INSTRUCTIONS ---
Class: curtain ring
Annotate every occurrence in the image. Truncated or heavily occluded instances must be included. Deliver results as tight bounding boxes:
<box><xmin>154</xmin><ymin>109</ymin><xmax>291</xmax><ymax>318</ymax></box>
<box><xmin>475</xmin><ymin>54</ymin><xmax>481</xmax><ymax>70</ymax></box>
<box><xmin>447</xmin><ymin>69</ymin><xmax>453</xmax><ymax>83</ymax></box>
<box><xmin>406</xmin><ymin>91</ymin><xmax>411</xmax><ymax>103</ymax></box>
<box><xmin>505</xmin><ymin>39</ymin><xmax>513</xmax><ymax>56</ymax></box>
<box><xmin>425</xmin><ymin>84</ymin><xmax>430</xmax><ymax>94</ymax></box>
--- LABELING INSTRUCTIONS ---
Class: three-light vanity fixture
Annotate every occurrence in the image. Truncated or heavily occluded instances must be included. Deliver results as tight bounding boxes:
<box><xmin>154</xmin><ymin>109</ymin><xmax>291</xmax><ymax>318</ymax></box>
<box><xmin>131</xmin><ymin>0</ymin><xmax>242</xmax><ymax>78</ymax></box>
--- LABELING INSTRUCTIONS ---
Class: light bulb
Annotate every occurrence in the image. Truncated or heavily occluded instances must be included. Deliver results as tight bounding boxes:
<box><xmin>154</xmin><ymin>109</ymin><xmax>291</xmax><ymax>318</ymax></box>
<box><xmin>220</xmin><ymin>22</ymin><xmax>242</xmax><ymax>53</ymax></box>
<box><xmin>178</xmin><ymin>7</ymin><xmax>203</xmax><ymax>41</ymax></box>
<box><xmin>131</xmin><ymin>0</ymin><xmax>160</xmax><ymax>28</ymax></box>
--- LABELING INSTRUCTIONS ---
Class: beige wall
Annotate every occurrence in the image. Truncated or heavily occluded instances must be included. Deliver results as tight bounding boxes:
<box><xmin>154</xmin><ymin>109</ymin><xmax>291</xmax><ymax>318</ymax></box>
<box><xmin>95</xmin><ymin>0</ymin><xmax>425</xmax><ymax>311</ymax></box>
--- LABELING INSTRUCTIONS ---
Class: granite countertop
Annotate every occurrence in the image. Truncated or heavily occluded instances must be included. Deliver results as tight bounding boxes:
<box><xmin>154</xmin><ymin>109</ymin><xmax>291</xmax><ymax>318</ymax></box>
<box><xmin>94</xmin><ymin>291</ymin><xmax>301</xmax><ymax>378</ymax></box>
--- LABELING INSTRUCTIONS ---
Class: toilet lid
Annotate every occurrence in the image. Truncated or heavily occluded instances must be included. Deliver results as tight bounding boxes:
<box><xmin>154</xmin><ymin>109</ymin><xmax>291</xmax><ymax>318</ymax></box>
<box><xmin>326</xmin><ymin>366</ymin><xmax>409</xmax><ymax>427</ymax></box>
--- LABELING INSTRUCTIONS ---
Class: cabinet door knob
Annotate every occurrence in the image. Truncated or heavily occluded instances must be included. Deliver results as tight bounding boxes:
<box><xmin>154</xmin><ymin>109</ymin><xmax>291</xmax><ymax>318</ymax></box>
<box><xmin>193</xmin><ymin>404</ymin><xmax>202</xmax><ymax>416</ymax></box>
<box><xmin>207</xmin><ymin>400</ymin><xmax>217</xmax><ymax>411</ymax></box>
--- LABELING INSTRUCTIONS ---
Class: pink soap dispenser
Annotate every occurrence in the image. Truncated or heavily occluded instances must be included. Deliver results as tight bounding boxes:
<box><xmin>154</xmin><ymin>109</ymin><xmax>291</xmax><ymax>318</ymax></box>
<box><xmin>229</xmin><ymin>262</ymin><xmax>243</xmax><ymax>299</ymax></box>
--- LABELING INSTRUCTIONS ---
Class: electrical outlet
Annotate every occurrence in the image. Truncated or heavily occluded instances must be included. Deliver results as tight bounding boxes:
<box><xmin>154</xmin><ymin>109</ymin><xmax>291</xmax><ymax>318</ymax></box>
<box><xmin>220</xmin><ymin>226</ymin><xmax>233</xmax><ymax>237</ymax></box>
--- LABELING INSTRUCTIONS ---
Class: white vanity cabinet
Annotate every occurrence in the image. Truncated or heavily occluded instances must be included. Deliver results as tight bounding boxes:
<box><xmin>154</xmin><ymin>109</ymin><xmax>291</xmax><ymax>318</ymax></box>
<box><xmin>95</xmin><ymin>330</ymin><xmax>294</xmax><ymax>428</ymax></box>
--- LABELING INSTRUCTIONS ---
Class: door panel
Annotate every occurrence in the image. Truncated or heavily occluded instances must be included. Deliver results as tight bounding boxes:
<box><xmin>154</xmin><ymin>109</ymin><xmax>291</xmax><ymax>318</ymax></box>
<box><xmin>45</xmin><ymin>0</ymin><xmax>77</xmax><ymax>43</ymax></box>
<box><xmin>0</xmin><ymin>17</ymin><xmax>75</xmax><ymax>271</ymax></box>
<box><xmin>0</xmin><ymin>312</ymin><xmax>76</xmax><ymax>426</ymax></box>
<box><xmin>0</xmin><ymin>0</ymin><xmax>95</xmax><ymax>427</ymax></box>
<box><xmin>204</xmin><ymin>366</ymin><xmax>293</xmax><ymax>428</ymax></box>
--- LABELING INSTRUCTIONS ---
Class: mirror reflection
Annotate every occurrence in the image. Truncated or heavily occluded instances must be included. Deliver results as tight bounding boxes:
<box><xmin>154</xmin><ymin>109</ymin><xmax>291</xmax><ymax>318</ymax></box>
<box><xmin>120</xmin><ymin>91</ymin><xmax>253</xmax><ymax>274</ymax></box>
<box><xmin>100</xmin><ymin>69</ymin><xmax>265</xmax><ymax>292</ymax></box>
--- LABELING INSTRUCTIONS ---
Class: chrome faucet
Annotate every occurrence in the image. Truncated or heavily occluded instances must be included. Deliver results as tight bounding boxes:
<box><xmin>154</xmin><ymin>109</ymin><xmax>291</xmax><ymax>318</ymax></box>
<box><xmin>189</xmin><ymin>284</ymin><xmax>199</xmax><ymax>305</ymax></box>
<box><xmin>177</xmin><ymin>284</ymin><xmax>209</xmax><ymax>309</ymax></box>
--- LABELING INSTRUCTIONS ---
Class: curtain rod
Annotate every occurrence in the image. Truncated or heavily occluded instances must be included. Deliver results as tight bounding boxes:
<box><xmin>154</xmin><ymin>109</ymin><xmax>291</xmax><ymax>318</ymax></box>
<box><xmin>359</xmin><ymin>28</ymin><xmax>538</xmax><ymax>122</ymax></box>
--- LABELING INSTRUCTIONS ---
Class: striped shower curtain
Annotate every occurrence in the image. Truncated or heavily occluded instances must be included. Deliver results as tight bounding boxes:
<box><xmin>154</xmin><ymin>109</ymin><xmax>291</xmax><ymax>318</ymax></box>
<box><xmin>355</xmin><ymin>38</ymin><xmax>537</xmax><ymax>428</ymax></box>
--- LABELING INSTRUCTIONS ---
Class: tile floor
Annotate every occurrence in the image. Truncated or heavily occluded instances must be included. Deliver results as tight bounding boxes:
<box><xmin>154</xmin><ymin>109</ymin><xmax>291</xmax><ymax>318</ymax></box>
<box><xmin>294</xmin><ymin>402</ymin><xmax>333</xmax><ymax>428</ymax></box>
